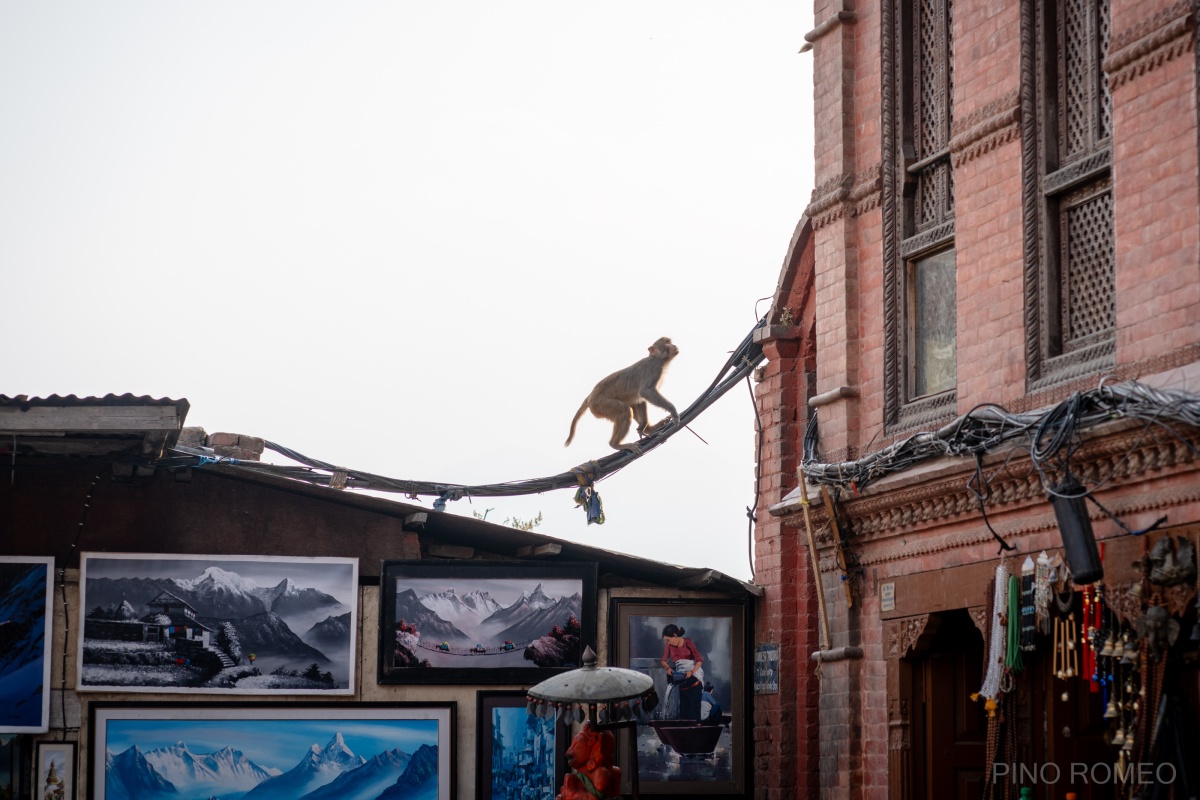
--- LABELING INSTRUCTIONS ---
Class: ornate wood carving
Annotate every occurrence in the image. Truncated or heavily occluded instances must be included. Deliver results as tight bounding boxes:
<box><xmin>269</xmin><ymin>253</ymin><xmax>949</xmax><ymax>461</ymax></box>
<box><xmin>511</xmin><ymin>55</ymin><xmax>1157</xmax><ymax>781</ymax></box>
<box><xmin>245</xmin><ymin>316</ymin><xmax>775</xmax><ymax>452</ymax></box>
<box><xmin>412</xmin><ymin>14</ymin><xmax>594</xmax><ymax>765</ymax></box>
<box><xmin>888</xmin><ymin>697</ymin><xmax>911</xmax><ymax>751</ymax></box>
<box><xmin>1106</xmin><ymin>581</ymin><xmax>1144</xmax><ymax>626</ymax></box>
<box><xmin>949</xmin><ymin>91</ymin><xmax>1021</xmax><ymax>168</ymax></box>
<box><xmin>891</xmin><ymin>387</ymin><xmax>958</xmax><ymax>433</ymax></box>
<box><xmin>1161</xmin><ymin>582</ymin><xmax>1198</xmax><ymax>618</ymax></box>
<box><xmin>898</xmin><ymin>220</ymin><xmax>955</xmax><ymax>259</ymax></box>
<box><xmin>969</xmin><ymin>607</ymin><xmax>989</xmax><ymax>638</ymax></box>
<box><xmin>1104</xmin><ymin>0</ymin><xmax>1195</xmax><ymax>89</ymax></box>
<box><xmin>881</xmin><ymin>0</ymin><xmax>902</xmax><ymax>431</ymax></box>
<box><xmin>780</xmin><ymin>427</ymin><xmax>1200</xmax><ymax>565</ymax></box>
<box><xmin>885</xmin><ymin>614</ymin><xmax>937</xmax><ymax>659</ymax></box>
<box><xmin>880</xmin><ymin>0</ymin><xmax>958</xmax><ymax>434</ymax></box>
<box><xmin>1022</xmin><ymin>0</ymin><xmax>1117</xmax><ymax>391</ymax></box>
<box><xmin>885</xmin><ymin>614</ymin><xmax>936</xmax><ymax>800</ymax></box>
<box><xmin>1020</xmin><ymin>0</ymin><xmax>1044</xmax><ymax>392</ymax></box>
<box><xmin>805</xmin><ymin>164</ymin><xmax>884</xmax><ymax>229</ymax></box>
<box><xmin>1042</xmin><ymin>148</ymin><xmax>1112</xmax><ymax>195</ymax></box>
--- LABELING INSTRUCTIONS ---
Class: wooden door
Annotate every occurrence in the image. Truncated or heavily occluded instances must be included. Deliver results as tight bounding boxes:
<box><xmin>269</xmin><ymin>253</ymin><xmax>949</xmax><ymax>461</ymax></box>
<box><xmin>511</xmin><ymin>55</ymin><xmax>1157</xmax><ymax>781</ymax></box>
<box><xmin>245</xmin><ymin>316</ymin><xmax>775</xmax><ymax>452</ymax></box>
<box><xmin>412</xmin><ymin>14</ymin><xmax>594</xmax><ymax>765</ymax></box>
<box><xmin>916</xmin><ymin>610</ymin><xmax>987</xmax><ymax>800</ymax></box>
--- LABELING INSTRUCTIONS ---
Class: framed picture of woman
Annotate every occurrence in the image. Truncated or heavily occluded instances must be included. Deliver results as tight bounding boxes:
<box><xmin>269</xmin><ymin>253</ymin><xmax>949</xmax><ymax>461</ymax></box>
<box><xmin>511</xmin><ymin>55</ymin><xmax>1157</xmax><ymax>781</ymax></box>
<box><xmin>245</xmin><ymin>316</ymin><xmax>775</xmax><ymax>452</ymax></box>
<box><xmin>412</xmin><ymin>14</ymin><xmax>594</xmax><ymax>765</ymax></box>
<box><xmin>607</xmin><ymin>597</ymin><xmax>750</xmax><ymax>797</ymax></box>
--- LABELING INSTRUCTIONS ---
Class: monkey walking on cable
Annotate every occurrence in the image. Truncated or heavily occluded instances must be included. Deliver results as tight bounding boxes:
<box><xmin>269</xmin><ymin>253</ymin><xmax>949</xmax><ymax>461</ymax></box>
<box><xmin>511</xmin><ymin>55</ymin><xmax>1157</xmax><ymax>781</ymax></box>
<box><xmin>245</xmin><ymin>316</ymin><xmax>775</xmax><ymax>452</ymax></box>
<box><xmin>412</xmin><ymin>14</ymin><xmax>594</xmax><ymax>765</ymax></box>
<box><xmin>564</xmin><ymin>337</ymin><xmax>680</xmax><ymax>453</ymax></box>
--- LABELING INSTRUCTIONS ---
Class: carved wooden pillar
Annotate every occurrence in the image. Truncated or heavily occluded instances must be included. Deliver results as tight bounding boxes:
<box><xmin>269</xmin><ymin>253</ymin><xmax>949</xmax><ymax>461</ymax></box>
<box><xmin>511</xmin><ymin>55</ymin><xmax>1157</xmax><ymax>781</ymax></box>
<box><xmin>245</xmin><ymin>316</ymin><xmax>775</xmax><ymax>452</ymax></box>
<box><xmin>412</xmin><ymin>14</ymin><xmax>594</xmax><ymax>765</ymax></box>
<box><xmin>885</xmin><ymin>614</ymin><xmax>938</xmax><ymax>800</ymax></box>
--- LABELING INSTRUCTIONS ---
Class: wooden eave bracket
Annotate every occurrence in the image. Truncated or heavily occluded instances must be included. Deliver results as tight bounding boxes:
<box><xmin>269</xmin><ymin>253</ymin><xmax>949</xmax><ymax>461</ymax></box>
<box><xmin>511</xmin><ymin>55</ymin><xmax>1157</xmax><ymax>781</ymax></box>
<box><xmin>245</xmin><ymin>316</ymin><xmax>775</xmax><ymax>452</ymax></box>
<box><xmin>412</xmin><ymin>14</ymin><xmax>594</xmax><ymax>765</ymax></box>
<box><xmin>515</xmin><ymin>543</ymin><xmax>562</xmax><ymax>559</ymax></box>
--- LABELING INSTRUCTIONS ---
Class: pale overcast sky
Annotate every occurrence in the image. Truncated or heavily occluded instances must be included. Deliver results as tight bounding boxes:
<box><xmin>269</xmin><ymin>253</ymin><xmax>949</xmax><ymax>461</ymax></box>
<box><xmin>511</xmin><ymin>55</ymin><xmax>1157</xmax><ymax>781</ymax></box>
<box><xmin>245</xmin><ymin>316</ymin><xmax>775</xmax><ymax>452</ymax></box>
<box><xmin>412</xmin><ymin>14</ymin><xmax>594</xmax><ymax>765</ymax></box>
<box><xmin>1</xmin><ymin>3</ymin><xmax>813</xmax><ymax>581</ymax></box>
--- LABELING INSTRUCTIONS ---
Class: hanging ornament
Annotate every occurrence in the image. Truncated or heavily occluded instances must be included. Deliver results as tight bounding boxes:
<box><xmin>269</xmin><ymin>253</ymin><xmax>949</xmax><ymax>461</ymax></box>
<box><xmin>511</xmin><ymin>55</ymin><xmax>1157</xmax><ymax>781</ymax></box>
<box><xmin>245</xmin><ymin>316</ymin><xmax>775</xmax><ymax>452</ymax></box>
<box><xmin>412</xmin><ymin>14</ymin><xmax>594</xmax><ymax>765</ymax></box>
<box><xmin>1035</xmin><ymin>551</ymin><xmax>1053</xmax><ymax>634</ymax></box>
<box><xmin>1021</xmin><ymin>556</ymin><xmax>1037</xmax><ymax>651</ymax></box>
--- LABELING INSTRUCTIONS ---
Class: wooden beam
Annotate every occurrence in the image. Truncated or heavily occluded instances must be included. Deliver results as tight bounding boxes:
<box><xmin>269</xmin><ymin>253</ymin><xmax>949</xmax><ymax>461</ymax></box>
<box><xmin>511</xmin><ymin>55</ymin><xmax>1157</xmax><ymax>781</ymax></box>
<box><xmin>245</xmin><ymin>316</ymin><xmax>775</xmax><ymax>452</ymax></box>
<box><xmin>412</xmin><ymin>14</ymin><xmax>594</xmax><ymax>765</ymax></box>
<box><xmin>426</xmin><ymin>544</ymin><xmax>474</xmax><ymax>559</ymax></box>
<box><xmin>403</xmin><ymin>512</ymin><xmax>428</xmax><ymax>531</ymax></box>
<box><xmin>675</xmin><ymin>569</ymin><xmax>718</xmax><ymax>589</ymax></box>
<box><xmin>0</xmin><ymin>406</ymin><xmax>180</xmax><ymax>433</ymax></box>
<box><xmin>515</xmin><ymin>543</ymin><xmax>562</xmax><ymax>558</ymax></box>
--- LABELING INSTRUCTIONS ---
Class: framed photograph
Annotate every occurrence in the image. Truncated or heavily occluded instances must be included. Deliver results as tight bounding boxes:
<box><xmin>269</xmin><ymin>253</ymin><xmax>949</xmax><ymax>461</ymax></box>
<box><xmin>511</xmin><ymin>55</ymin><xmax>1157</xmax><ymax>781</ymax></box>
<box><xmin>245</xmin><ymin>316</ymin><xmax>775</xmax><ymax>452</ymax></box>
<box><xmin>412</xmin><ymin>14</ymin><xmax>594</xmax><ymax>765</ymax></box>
<box><xmin>477</xmin><ymin>690</ymin><xmax>567</xmax><ymax>800</ymax></box>
<box><xmin>0</xmin><ymin>555</ymin><xmax>54</xmax><ymax>733</ymax></box>
<box><xmin>35</xmin><ymin>739</ymin><xmax>77</xmax><ymax>800</ymax></box>
<box><xmin>89</xmin><ymin>701</ymin><xmax>455</xmax><ymax>800</ymax></box>
<box><xmin>608</xmin><ymin>597</ymin><xmax>751</xmax><ymax>797</ymax></box>
<box><xmin>379</xmin><ymin>560</ymin><xmax>597</xmax><ymax>685</ymax></box>
<box><xmin>78</xmin><ymin>553</ymin><xmax>358</xmax><ymax>695</ymax></box>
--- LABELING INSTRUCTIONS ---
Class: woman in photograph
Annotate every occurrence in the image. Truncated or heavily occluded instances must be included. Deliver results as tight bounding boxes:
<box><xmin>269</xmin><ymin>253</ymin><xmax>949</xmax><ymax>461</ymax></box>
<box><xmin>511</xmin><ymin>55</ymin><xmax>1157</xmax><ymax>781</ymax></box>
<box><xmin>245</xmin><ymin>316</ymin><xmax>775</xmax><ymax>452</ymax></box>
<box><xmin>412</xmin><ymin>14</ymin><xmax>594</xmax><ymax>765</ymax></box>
<box><xmin>660</xmin><ymin>624</ymin><xmax>705</xmax><ymax>720</ymax></box>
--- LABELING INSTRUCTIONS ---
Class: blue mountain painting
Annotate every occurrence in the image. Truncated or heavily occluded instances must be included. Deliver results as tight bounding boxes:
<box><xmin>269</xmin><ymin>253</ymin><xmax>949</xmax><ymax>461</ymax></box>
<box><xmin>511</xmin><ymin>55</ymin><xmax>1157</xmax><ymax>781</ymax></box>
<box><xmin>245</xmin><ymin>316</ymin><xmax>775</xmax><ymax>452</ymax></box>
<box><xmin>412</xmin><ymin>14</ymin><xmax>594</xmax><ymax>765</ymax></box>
<box><xmin>0</xmin><ymin>559</ymin><xmax>51</xmax><ymax>731</ymax></box>
<box><xmin>102</xmin><ymin>719</ymin><xmax>440</xmax><ymax>800</ymax></box>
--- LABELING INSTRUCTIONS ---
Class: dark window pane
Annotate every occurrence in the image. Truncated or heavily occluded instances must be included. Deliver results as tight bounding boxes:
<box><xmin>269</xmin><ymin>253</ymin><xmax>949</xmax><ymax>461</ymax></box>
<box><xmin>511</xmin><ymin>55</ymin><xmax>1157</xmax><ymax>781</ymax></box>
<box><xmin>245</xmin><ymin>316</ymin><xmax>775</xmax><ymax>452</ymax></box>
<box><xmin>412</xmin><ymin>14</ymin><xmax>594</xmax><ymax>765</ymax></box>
<box><xmin>912</xmin><ymin>248</ymin><xmax>957</xmax><ymax>397</ymax></box>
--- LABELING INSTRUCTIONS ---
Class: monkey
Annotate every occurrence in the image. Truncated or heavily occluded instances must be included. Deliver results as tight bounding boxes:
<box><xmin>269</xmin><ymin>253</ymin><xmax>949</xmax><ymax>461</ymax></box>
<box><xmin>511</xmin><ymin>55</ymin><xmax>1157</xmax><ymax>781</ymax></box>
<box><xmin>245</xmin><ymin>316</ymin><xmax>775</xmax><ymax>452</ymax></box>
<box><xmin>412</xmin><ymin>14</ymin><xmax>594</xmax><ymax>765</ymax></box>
<box><xmin>565</xmin><ymin>337</ymin><xmax>680</xmax><ymax>453</ymax></box>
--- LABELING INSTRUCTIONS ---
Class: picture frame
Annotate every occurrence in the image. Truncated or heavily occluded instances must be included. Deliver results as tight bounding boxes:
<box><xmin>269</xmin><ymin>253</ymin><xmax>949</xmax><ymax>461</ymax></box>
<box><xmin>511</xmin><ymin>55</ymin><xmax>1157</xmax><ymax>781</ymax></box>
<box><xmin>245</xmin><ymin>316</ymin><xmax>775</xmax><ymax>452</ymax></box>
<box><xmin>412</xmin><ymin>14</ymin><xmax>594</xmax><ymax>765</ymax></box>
<box><xmin>0</xmin><ymin>555</ymin><xmax>54</xmax><ymax>733</ymax></box>
<box><xmin>78</xmin><ymin>552</ymin><xmax>359</xmax><ymax>695</ymax></box>
<box><xmin>379</xmin><ymin>560</ymin><xmax>597</xmax><ymax>685</ymax></box>
<box><xmin>89</xmin><ymin>701</ymin><xmax>455</xmax><ymax>800</ymax></box>
<box><xmin>34</xmin><ymin>739</ymin><xmax>76</xmax><ymax>800</ymax></box>
<box><xmin>476</xmin><ymin>690</ymin><xmax>567</xmax><ymax>800</ymax></box>
<box><xmin>608</xmin><ymin>597</ymin><xmax>751</xmax><ymax>797</ymax></box>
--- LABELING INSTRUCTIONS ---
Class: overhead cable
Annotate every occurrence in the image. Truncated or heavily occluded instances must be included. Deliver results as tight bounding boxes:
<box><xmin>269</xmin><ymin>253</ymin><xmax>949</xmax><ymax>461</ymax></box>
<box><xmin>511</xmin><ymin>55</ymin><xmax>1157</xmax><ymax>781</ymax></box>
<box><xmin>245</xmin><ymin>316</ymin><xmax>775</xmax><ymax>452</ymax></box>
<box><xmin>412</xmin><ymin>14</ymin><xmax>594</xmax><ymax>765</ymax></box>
<box><xmin>170</xmin><ymin>321</ymin><xmax>769</xmax><ymax>501</ymax></box>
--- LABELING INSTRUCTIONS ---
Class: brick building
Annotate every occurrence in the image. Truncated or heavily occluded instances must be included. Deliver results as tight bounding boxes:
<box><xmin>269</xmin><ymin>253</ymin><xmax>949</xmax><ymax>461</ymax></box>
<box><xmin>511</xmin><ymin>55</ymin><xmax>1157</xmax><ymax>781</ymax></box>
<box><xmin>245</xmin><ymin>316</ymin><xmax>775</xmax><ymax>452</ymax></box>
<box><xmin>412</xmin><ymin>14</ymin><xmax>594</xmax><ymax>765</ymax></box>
<box><xmin>752</xmin><ymin>1</ymin><xmax>1200</xmax><ymax>799</ymax></box>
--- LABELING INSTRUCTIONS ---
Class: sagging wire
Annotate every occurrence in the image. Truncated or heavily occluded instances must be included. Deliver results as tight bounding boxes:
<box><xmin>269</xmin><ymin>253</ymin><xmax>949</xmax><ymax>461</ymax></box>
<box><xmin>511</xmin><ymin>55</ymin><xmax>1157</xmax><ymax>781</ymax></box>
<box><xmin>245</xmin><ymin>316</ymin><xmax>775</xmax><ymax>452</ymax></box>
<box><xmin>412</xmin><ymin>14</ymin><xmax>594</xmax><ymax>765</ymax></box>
<box><xmin>802</xmin><ymin>381</ymin><xmax>1200</xmax><ymax>537</ymax></box>
<box><xmin>169</xmin><ymin>320</ymin><xmax>770</xmax><ymax>507</ymax></box>
<box><xmin>57</xmin><ymin>471</ymin><xmax>102</xmax><ymax>739</ymax></box>
<box><xmin>745</xmin><ymin>373</ymin><xmax>764</xmax><ymax>581</ymax></box>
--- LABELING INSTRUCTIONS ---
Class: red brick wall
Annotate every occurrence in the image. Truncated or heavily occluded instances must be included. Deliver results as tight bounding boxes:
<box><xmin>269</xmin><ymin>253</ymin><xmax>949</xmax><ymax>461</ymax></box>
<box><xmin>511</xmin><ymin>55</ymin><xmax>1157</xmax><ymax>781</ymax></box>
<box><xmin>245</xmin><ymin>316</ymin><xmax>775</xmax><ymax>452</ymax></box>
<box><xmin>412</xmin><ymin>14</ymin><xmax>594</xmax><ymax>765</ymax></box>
<box><xmin>753</xmin><ymin>217</ymin><xmax>819</xmax><ymax>798</ymax></box>
<box><xmin>756</xmin><ymin>0</ymin><xmax>1200</xmax><ymax>797</ymax></box>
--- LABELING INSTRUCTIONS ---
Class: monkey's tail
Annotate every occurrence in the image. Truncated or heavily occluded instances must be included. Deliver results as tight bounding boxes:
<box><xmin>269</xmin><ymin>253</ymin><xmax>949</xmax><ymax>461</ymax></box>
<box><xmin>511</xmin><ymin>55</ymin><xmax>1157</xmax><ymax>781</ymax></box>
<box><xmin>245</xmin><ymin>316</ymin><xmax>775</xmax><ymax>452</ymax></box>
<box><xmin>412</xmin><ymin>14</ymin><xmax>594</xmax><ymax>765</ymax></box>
<box><xmin>564</xmin><ymin>399</ymin><xmax>589</xmax><ymax>447</ymax></box>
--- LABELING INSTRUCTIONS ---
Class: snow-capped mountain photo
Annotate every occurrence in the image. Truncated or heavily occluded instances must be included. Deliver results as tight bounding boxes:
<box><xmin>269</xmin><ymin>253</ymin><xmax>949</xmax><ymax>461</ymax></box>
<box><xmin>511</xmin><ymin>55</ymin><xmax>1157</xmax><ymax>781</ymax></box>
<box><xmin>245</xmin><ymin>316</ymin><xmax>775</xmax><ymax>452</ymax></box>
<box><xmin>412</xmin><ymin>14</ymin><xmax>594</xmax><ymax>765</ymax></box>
<box><xmin>94</xmin><ymin>707</ymin><xmax>450</xmax><ymax>800</ymax></box>
<box><xmin>491</xmin><ymin>593</ymin><xmax>583</xmax><ymax>644</ymax></box>
<box><xmin>384</xmin><ymin>566</ymin><xmax>592</xmax><ymax>674</ymax></box>
<box><xmin>141</xmin><ymin>741</ymin><xmax>279</xmax><ymax>796</ymax></box>
<box><xmin>243</xmin><ymin>732</ymin><xmax>365</xmax><ymax>799</ymax></box>
<box><xmin>0</xmin><ymin>556</ymin><xmax>53</xmax><ymax>732</ymax></box>
<box><xmin>393</xmin><ymin>588</ymin><xmax>469</xmax><ymax>642</ymax></box>
<box><xmin>304</xmin><ymin>612</ymin><xmax>353</xmax><ymax>652</ymax></box>
<box><xmin>303</xmin><ymin>747</ymin><xmax>413</xmax><ymax>800</ymax></box>
<box><xmin>417</xmin><ymin>588</ymin><xmax>503</xmax><ymax>636</ymax></box>
<box><xmin>79</xmin><ymin>554</ymin><xmax>357</xmax><ymax>695</ymax></box>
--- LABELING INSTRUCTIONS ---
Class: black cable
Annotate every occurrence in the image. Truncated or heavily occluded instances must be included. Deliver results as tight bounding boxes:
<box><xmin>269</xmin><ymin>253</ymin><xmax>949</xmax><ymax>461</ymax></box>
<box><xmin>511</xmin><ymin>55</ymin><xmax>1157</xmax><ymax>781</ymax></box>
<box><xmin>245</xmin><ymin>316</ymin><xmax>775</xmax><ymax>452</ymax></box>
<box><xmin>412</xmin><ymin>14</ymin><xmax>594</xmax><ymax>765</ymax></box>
<box><xmin>802</xmin><ymin>381</ymin><xmax>1200</xmax><ymax>491</ymax></box>
<box><xmin>171</xmin><ymin>321</ymin><xmax>770</xmax><ymax>505</ymax></box>
<box><xmin>58</xmin><ymin>471</ymin><xmax>102</xmax><ymax>738</ymax></box>
<box><xmin>745</xmin><ymin>375</ymin><xmax>763</xmax><ymax>581</ymax></box>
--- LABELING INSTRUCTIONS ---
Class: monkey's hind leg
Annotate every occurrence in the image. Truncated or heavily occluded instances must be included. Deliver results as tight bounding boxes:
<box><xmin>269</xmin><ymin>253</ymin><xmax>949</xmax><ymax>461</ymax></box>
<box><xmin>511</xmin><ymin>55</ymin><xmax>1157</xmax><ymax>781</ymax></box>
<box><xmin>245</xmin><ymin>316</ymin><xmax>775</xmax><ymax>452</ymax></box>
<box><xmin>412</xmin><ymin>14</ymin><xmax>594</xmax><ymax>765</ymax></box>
<box><xmin>593</xmin><ymin>398</ymin><xmax>639</xmax><ymax>452</ymax></box>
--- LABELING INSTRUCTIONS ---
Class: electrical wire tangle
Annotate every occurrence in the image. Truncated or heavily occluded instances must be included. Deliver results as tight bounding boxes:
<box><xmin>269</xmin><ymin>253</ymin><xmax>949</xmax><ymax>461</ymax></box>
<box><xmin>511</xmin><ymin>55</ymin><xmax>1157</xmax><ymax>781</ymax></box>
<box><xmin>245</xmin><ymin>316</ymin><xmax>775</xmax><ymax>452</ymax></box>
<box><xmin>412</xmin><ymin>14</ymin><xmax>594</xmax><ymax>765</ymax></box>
<box><xmin>801</xmin><ymin>381</ymin><xmax>1200</xmax><ymax>545</ymax></box>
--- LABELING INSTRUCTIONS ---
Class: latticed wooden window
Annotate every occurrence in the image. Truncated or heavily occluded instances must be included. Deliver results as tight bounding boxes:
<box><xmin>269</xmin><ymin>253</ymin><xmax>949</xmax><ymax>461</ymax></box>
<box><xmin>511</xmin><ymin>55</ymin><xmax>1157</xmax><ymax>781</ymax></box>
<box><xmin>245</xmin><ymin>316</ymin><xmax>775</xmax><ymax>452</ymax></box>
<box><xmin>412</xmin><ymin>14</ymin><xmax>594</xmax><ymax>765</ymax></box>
<box><xmin>1022</xmin><ymin>0</ymin><xmax>1115</xmax><ymax>386</ymax></box>
<box><xmin>883</xmin><ymin>0</ymin><xmax>957</xmax><ymax>430</ymax></box>
<box><xmin>912</xmin><ymin>0</ymin><xmax>955</xmax><ymax>236</ymax></box>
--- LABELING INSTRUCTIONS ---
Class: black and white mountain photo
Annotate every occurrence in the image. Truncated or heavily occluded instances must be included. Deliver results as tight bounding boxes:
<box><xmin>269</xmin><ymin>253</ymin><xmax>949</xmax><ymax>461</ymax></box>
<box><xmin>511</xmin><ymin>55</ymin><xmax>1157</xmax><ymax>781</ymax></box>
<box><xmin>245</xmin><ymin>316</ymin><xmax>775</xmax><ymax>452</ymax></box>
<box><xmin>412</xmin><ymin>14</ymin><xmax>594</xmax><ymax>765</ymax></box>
<box><xmin>389</xmin><ymin>574</ymin><xmax>584</xmax><ymax>669</ymax></box>
<box><xmin>79</xmin><ymin>553</ymin><xmax>357</xmax><ymax>695</ymax></box>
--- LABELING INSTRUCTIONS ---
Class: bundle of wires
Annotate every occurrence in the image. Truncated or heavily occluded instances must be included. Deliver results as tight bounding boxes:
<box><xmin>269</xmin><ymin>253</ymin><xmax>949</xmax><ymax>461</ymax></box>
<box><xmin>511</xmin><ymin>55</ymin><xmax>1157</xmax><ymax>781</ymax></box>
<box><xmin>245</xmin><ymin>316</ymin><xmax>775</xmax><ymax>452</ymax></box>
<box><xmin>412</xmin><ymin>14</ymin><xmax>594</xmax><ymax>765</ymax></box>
<box><xmin>167</xmin><ymin>320</ymin><xmax>769</xmax><ymax>501</ymax></box>
<box><xmin>802</xmin><ymin>381</ymin><xmax>1200</xmax><ymax>492</ymax></box>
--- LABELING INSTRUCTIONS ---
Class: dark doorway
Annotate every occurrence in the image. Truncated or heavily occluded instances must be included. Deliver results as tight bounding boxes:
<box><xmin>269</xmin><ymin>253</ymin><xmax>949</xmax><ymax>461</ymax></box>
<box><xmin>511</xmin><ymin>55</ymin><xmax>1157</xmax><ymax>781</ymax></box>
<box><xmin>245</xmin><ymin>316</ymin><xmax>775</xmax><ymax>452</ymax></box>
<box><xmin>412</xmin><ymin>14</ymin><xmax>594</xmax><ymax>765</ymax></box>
<box><xmin>911</xmin><ymin>609</ymin><xmax>987</xmax><ymax>800</ymax></box>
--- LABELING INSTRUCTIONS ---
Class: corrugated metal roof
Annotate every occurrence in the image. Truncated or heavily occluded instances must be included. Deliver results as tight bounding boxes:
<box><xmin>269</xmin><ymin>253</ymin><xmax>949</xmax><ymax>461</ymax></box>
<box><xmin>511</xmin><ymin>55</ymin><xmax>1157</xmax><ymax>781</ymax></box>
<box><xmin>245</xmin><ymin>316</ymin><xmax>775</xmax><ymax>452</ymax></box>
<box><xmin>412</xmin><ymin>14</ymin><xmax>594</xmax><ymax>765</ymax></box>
<box><xmin>0</xmin><ymin>394</ymin><xmax>190</xmax><ymax>417</ymax></box>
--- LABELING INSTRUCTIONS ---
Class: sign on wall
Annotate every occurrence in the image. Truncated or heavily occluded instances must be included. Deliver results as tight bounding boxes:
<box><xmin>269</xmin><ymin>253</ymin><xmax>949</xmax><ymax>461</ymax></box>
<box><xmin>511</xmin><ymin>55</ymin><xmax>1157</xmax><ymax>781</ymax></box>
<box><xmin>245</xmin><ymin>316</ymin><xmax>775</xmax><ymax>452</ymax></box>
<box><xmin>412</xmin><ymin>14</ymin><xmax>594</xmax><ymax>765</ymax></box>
<box><xmin>754</xmin><ymin>643</ymin><xmax>779</xmax><ymax>695</ymax></box>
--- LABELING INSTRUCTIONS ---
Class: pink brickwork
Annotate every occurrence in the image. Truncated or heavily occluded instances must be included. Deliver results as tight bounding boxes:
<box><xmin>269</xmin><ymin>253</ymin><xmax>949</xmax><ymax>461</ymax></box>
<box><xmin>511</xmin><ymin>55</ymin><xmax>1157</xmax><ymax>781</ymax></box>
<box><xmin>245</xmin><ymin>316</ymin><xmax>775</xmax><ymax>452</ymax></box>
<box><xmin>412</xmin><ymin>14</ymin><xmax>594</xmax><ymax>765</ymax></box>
<box><xmin>754</xmin><ymin>0</ymin><xmax>1200</xmax><ymax>796</ymax></box>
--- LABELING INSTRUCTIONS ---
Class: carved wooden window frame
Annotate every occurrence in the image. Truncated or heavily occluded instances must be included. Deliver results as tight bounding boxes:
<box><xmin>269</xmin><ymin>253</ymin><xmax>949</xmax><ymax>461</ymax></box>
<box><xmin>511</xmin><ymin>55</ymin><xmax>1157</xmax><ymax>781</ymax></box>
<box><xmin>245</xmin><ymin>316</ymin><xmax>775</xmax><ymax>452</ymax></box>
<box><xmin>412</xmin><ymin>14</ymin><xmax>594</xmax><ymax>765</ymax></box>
<box><xmin>883</xmin><ymin>0</ymin><xmax>959</xmax><ymax>433</ymax></box>
<box><xmin>1021</xmin><ymin>0</ymin><xmax>1116</xmax><ymax>390</ymax></box>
